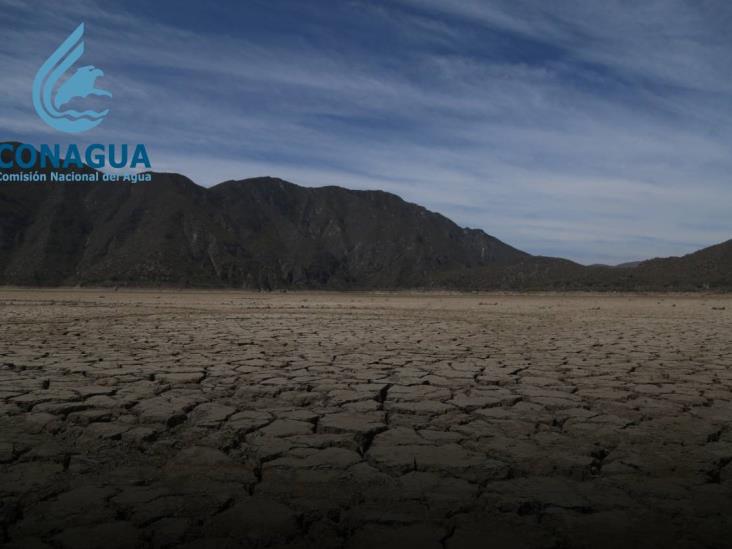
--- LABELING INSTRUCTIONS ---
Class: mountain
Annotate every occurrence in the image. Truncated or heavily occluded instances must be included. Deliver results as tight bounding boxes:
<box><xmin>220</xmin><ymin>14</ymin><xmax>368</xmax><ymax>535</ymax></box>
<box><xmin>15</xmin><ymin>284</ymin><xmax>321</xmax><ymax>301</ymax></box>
<box><xmin>0</xmin><ymin>144</ymin><xmax>729</xmax><ymax>290</ymax></box>
<box><xmin>0</xmin><ymin>169</ymin><xmax>531</xmax><ymax>288</ymax></box>
<box><xmin>623</xmin><ymin>240</ymin><xmax>732</xmax><ymax>290</ymax></box>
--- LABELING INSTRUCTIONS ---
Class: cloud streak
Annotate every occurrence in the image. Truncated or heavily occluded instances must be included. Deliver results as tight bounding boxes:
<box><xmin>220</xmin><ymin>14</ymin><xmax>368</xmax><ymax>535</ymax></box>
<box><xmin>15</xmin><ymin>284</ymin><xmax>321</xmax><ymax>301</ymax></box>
<box><xmin>0</xmin><ymin>0</ymin><xmax>730</xmax><ymax>264</ymax></box>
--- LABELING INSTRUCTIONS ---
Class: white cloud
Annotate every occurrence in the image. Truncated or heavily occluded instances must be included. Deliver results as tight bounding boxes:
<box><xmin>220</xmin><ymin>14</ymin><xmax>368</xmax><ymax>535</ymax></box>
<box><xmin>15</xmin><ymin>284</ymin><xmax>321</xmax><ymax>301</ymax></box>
<box><xmin>1</xmin><ymin>0</ymin><xmax>731</xmax><ymax>264</ymax></box>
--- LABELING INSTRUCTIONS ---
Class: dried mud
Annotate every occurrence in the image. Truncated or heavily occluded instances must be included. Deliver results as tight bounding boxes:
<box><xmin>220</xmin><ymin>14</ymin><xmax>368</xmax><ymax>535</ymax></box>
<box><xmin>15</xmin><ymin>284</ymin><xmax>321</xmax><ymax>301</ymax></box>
<box><xmin>1</xmin><ymin>290</ymin><xmax>731</xmax><ymax>548</ymax></box>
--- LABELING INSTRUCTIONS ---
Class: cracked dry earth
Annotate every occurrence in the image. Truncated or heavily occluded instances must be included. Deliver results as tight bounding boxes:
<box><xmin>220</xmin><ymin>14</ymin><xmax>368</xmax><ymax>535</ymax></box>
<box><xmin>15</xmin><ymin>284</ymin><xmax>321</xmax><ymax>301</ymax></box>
<box><xmin>1</xmin><ymin>290</ymin><xmax>732</xmax><ymax>549</ymax></box>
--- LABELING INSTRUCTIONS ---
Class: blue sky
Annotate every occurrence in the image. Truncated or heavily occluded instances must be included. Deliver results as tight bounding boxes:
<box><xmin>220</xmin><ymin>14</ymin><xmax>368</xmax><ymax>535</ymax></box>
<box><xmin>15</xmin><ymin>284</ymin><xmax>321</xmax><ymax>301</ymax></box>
<box><xmin>1</xmin><ymin>0</ymin><xmax>731</xmax><ymax>264</ymax></box>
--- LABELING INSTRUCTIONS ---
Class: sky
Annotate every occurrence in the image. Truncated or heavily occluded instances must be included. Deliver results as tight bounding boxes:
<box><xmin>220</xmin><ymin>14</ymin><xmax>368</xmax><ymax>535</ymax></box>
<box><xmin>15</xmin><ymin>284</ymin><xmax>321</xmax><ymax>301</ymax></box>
<box><xmin>1</xmin><ymin>0</ymin><xmax>731</xmax><ymax>264</ymax></box>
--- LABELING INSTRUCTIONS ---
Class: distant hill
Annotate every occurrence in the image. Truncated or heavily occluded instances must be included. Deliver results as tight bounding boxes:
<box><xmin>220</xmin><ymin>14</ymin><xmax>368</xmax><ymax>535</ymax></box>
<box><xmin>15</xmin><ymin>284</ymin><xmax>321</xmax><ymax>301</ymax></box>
<box><xmin>614</xmin><ymin>260</ymin><xmax>642</xmax><ymax>269</ymax></box>
<box><xmin>435</xmin><ymin>245</ymin><xmax>732</xmax><ymax>291</ymax></box>
<box><xmin>624</xmin><ymin>239</ymin><xmax>732</xmax><ymax>290</ymax></box>
<box><xmin>0</xmin><ymin>144</ymin><xmax>729</xmax><ymax>290</ymax></box>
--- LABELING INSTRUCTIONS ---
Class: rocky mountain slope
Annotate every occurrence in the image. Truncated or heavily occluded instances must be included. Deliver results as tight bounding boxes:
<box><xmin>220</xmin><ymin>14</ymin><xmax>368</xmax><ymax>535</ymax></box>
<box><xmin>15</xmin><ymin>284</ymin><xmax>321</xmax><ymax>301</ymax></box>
<box><xmin>0</xmin><ymin>144</ymin><xmax>729</xmax><ymax>290</ymax></box>
<box><xmin>0</xmin><ymin>171</ymin><xmax>532</xmax><ymax>288</ymax></box>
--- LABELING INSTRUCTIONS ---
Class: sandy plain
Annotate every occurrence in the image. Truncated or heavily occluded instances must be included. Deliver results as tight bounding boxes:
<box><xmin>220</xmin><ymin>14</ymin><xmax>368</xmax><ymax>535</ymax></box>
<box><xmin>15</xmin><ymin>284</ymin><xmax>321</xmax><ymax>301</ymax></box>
<box><xmin>1</xmin><ymin>289</ymin><xmax>731</xmax><ymax>548</ymax></box>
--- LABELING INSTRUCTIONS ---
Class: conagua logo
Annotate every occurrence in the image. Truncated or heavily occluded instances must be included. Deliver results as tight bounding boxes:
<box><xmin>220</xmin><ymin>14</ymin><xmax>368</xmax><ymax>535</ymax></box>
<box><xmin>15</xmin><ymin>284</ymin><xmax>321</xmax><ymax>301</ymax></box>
<box><xmin>32</xmin><ymin>23</ymin><xmax>111</xmax><ymax>134</ymax></box>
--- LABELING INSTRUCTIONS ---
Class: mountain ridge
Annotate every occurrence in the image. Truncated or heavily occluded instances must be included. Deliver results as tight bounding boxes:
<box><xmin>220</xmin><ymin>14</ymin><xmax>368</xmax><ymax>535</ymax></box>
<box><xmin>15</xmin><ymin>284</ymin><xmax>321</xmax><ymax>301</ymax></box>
<box><xmin>0</xmin><ymin>144</ymin><xmax>729</xmax><ymax>290</ymax></box>
<box><xmin>0</xmin><ymin>170</ymin><xmax>533</xmax><ymax>288</ymax></box>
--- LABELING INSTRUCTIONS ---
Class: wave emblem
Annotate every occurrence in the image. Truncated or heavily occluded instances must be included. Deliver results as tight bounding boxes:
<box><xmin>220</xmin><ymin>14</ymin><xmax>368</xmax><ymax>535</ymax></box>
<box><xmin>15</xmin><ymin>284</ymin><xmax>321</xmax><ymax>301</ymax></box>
<box><xmin>32</xmin><ymin>23</ymin><xmax>112</xmax><ymax>133</ymax></box>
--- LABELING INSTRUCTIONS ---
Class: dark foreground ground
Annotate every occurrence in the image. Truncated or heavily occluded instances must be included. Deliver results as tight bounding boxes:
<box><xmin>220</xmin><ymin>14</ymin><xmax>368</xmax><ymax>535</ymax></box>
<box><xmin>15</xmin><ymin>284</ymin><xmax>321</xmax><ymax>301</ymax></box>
<box><xmin>1</xmin><ymin>290</ymin><xmax>731</xmax><ymax>549</ymax></box>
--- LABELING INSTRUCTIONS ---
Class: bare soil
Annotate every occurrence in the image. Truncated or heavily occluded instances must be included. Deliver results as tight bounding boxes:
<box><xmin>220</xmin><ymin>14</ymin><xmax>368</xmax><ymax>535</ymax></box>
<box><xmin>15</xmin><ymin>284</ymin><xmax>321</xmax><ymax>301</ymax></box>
<box><xmin>1</xmin><ymin>290</ymin><xmax>731</xmax><ymax>548</ymax></box>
